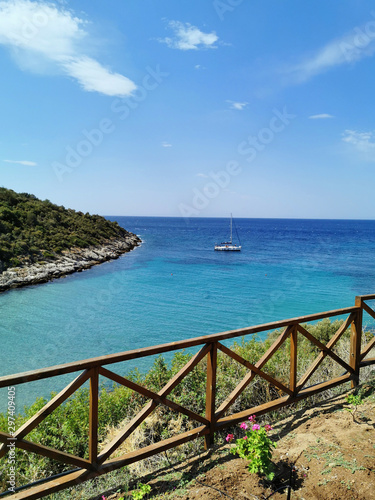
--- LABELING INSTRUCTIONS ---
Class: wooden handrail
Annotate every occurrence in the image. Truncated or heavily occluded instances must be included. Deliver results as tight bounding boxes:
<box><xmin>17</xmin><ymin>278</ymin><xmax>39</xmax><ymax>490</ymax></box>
<box><xmin>0</xmin><ymin>369</ymin><xmax>91</xmax><ymax>459</ymax></box>
<box><xmin>1</xmin><ymin>296</ymin><xmax>374</xmax><ymax>499</ymax></box>
<box><xmin>296</xmin><ymin>313</ymin><xmax>356</xmax><ymax>392</ymax></box>
<box><xmin>0</xmin><ymin>306</ymin><xmax>358</xmax><ymax>389</ymax></box>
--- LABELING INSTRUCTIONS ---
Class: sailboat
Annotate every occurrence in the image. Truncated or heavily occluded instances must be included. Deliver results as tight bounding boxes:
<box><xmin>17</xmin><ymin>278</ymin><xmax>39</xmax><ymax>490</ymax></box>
<box><xmin>214</xmin><ymin>214</ymin><xmax>242</xmax><ymax>251</ymax></box>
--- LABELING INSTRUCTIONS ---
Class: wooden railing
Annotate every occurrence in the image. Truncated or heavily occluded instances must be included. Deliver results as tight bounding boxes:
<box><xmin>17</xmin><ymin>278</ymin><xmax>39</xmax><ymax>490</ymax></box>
<box><xmin>1</xmin><ymin>294</ymin><xmax>375</xmax><ymax>499</ymax></box>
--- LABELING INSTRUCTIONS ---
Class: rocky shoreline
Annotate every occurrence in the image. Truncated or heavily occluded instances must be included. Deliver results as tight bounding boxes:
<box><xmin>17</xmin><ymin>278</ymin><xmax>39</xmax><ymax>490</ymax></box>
<box><xmin>0</xmin><ymin>233</ymin><xmax>141</xmax><ymax>293</ymax></box>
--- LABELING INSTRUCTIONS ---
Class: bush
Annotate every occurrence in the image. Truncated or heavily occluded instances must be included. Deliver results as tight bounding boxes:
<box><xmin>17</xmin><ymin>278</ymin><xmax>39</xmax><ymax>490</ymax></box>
<box><xmin>0</xmin><ymin>187</ymin><xmax>133</xmax><ymax>271</ymax></box>
<box><xmin>42</xmin><ymin>251</ymin><xmax>55</xmax><ymax>259</ymax></box>
<box><xmin>9</xmin><ymin>257</ymin><xmax>21</xmax><ymax>267</ymax></box>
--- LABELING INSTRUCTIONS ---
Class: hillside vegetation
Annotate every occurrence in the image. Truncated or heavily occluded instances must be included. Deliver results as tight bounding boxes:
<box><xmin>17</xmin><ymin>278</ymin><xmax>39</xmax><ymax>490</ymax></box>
<box><xmin>0</xmin><ymin>187</ymin><xmax>130</xmax><ymax>271</ymax></box>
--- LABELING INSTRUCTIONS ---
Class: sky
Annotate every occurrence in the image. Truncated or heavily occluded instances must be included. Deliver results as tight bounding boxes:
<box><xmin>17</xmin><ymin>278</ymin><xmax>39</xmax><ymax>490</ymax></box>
<box><xmin>0</xmin><ymin>0</ymin><xmax>375</xmax><ymax>218</ymax></box>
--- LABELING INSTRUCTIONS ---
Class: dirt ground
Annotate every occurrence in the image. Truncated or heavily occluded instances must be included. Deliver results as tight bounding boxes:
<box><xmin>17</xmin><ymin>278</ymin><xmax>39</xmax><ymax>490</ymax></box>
<box><xmin>99</xmin><ymin>384</ymin><xmax>375</xmax><ymax>500</ymax></box>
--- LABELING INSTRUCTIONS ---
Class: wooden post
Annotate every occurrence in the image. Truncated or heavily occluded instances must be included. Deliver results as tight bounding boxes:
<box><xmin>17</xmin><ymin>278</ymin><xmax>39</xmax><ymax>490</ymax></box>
<box><xmin>350</xmin><ymin>297</ymin><xmax>363</xmax><ymax>388</ymax></box>
<box><xmin>89</xmin><ymin>367</ymin><xmax>99</xmax><ymax>467</ymax></box>
<box><xmin>204</xmin><ymin>342</ymin><xmax>217</xmax><ymax>450</ymax></box>
<box><xmin>290</xmin><ymin>325</ymin><xmax>298</xmax><ymax>396</ymax></box>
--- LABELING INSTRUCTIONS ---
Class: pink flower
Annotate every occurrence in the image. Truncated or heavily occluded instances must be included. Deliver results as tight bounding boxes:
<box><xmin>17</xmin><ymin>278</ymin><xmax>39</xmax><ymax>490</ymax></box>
<box><xmin>248</xmin><ymin>414</ymin><xmax>256</xmax><ymax>423</ymax></box>
<box><xmin>226</xmin><ymin>433</ymin><xmax>234</xmax><ymax>442</ymax></box>
<box><xmin>240</xmin><ymin>422</ymin><xmax>248</xmax><ymax>430</ymax></box>
<box><xmin>102</xmin><ymin>496</ymin><xmax>106</xmax><ymax>500</ymax></box>
<box><xmin>243</xmin><ymin>436</ymin><xmax>248</xmax><ymax>439</ymax></box>
<box><xmin>265</xmin><ymin>424</ymin><xmax>273</xmax><ymax>432</ymax></box>
<box><xmin>252</xmin><ymin>424</ymin><xmax>260</xmax><ymax>431</ymax></box>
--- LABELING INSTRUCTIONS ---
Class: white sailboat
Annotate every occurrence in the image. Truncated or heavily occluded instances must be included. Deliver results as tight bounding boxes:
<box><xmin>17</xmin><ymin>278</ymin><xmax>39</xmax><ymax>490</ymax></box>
<box><xmin>214</xmin><ymin>214</ymin><xmax>242</xmax><ymax>251</ymax></box>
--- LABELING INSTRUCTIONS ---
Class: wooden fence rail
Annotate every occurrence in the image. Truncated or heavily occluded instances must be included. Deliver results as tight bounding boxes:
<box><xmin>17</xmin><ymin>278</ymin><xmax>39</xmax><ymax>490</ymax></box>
<box><xmin>1</xmin><ymin>295</ymin><xmax>375</xmax><ymax>499</ymax></box>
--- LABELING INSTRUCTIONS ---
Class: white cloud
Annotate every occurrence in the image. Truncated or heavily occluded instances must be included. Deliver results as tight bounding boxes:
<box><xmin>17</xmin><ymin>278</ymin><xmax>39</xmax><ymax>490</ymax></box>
<box><xmin>226</xmin><ymin>100</ymin><xmax>248</xmax><ymax>111</ymax></box>
<box><xmin>285</xmin><ymin>22</ymin><xmax>375</xmax><ymax>83</ymax></box>
<box><xmin>159</xmin><ymin>21</ymin><xmax>218</xmax><ymax>50</ymax></box>
<box><xmin>309</xmin><ymin>114</ymin><xmax>334</xmax><ymax>119</ymax></box>
<box><xmin>196</xmin><ymin>173</ymin><xmax>208</xmax><ymax>178</ymax></box>
<box><xmin>342</xmin><ymin>129</ymin><xmax>375</xmax><ymax>160</ymax></box>
<box><xmin>3</xmin><ymin>159</ymin><xmax>37</xmax><ymax>166</ymax></box>
<box><xmin>161</xmin><ymin>142</ymin><xmax>172</xmax><ymax>148</ymax></box>
<box><xmin>61</xmin><ymin>56</ymin><xmax>136</xmax><ymax>97</ymax></box>
<box><xmin>0</xmin><ymin>0</ymin><xmax>136</xmax><ymax>96</ymax></box>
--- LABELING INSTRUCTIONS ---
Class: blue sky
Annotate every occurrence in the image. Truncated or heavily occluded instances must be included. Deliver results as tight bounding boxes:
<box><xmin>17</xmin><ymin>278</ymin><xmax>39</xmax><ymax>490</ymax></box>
<box><xmin>1</xmin><ymin>0</ymin><xmax>375</xmax><ymax>218</ymax></box>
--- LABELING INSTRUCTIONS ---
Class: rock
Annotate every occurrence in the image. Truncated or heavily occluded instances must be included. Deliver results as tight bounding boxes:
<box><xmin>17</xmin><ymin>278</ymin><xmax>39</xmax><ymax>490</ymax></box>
<box><xmin>0</xmin><ymin>234</ymin><xmax>141</xmax><ymax>293</ymax></box>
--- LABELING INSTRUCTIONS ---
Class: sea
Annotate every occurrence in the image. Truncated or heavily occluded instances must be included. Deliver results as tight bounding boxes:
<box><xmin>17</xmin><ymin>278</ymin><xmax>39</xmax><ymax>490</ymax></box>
<box><xmin>1</xmin><ymin>216</ymin><xmax>375</xmax><ymax>411</ymax></box>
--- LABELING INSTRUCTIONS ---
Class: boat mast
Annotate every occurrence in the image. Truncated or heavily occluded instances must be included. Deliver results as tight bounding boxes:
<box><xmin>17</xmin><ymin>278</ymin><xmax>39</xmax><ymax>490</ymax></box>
<box><xmin>230</xmin><ymin>213</ymin><xmax>233</xmax><ymax>244</ymax></box>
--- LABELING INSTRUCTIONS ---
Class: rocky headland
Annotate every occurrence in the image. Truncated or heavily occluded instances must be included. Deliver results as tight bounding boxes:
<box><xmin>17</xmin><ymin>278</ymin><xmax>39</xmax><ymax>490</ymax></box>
<box><xmin>0</xmin><ymin>233</ymin><xmax>141</xmax><ymax>292</ymax></box>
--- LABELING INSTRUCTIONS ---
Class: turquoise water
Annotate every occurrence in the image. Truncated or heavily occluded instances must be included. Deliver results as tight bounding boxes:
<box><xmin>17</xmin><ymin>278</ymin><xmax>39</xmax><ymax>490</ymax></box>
<box><xmin>1</xmin><ymin>217</ymin><xmax>375</xmax><ymax>409</ymax></box>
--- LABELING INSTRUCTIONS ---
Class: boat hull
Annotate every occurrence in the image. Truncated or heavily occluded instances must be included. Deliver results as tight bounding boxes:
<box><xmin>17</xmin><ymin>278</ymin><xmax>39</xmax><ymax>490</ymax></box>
<box><xmin>214</xmin><ymin>245</ymin><xmax>241</xmax><ymax>251</ymax></box>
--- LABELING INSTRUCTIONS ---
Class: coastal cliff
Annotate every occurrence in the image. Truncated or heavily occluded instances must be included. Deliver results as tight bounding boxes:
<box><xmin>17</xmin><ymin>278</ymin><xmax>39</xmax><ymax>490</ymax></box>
<box><xmin>0</xmin><ymin>234</ymin><xmax>140</xmax><ymax>292</ymax></box>
<box><xmin>0</xmin><ymin>187</ymin><xmax>141</xmax><ymax>292</ymax></box>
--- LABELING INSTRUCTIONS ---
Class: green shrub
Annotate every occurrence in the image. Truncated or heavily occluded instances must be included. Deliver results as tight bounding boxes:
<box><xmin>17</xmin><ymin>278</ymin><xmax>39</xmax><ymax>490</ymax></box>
<box><xmin>9</xmin><ymin>257</ymin><xmax>21</xmax><ymax>267</ymax></box>
<box><xmin>42</xmin><ymin>251</ymin><xmax>55</xmax><ymax>259</ymax></box>
<box><xmin>0</xmin><ymin>187</ymin><xmax>134</xmax><ymax>271</ymax></box>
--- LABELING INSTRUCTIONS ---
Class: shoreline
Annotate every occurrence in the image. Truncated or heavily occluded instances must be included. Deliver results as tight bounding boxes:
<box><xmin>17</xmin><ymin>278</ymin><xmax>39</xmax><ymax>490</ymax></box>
<box><xmin>0</xmin><ymin>233</ymin><xmax>141</xmax><ymax>293</ymax></box>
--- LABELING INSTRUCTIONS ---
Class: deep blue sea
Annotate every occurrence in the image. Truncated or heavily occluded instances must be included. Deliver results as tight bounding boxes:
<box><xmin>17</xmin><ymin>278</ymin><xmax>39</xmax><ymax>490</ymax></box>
<box><xmin>1</xmin><ymin>217</ymin><xmax>375</xmax><ymax>410</ymax></box>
